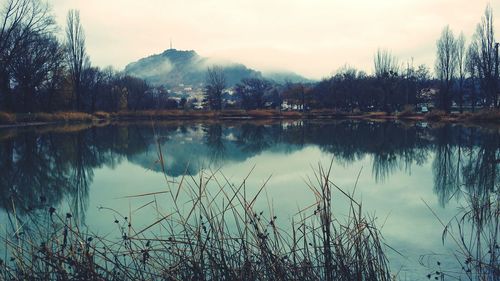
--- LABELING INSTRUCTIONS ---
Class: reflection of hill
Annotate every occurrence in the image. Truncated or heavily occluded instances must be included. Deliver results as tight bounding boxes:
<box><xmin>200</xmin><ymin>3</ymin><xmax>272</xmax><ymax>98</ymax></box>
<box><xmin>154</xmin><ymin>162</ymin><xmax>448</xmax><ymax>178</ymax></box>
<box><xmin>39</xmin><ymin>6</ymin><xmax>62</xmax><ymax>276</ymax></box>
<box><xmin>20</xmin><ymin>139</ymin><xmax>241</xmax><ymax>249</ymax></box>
<box><xmin>127</xmin><ymin>124</ymin><xmax>301</xmax><ymax>177</ymax></box>
<box><xmin>0</xmin><ymin>121</ymin><xmax>498</xmax><ymax>217</ymax></box>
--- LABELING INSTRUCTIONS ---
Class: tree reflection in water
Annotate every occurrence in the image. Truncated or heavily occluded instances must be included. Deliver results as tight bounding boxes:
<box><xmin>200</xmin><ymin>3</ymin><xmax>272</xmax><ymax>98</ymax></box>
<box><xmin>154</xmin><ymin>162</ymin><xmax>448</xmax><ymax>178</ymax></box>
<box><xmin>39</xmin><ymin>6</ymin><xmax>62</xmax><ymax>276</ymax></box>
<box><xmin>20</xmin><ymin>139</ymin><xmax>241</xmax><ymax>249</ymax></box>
<box><xmin>0</xmin><ymin>121</ymin><xmax>497</xmax><ymax>222</ymax></box>
<box><xmin>432</xmin><ymin>125</ymin><xmax>499</xmax><ymax>206</ymax></box>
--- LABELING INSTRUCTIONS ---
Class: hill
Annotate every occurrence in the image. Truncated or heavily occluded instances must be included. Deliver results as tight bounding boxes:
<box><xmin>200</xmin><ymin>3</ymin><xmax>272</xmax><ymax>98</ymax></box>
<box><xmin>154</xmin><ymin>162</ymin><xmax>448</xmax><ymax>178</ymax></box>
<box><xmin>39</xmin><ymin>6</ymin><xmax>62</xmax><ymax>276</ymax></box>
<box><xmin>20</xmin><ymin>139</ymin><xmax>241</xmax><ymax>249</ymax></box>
<box><xmin>124</xmin><ymin>49</ymin><xmax>261</xmax><ymax>87</ymax></box>
<box><xmin>124</xmin><ymin>49</ymin><xmax>311</xmax><ymax>87</ymax></box>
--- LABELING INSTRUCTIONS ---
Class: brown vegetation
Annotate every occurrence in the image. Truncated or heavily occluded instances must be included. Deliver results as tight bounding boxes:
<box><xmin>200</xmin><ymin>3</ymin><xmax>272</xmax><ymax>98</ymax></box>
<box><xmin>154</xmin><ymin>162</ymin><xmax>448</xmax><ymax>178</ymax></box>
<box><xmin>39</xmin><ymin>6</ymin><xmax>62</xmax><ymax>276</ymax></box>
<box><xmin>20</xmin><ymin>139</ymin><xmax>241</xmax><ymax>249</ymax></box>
<box><xmin>0</xmin><ymin>112</ymin><xmax>16</xmax><ymax>124</ymax></box>
<box><xmin>464</xmin><ymin>109</ymin><xmax>500</xmax><ymax>122</ymax></box>
<box><xmin>0</xmin><ymin>164</ymin><xmax>393</xmax><ymax>280</ymax></box>
<box><xmin>425</xmin><ymin>110</ymin><xmax>447</xmax><ymax>121</ymax></box>
<box><xmin>397</xmin><ymin>105</ymin><xmax>416</xmax><ymax>118</ymax></box>
<box><xmin>1</xmin><ymin>109</ymin><xmax>499</xmax><ymax>127</ymax></box>
<box><xmin>17</xmin><ymin>112</ymin><xmax>94</xmax><ymax>123</ymax></box>
<box><xmin>93</xmin><ymin>111</ymin><xmax>111</xmax><ymax>119</ymax></box>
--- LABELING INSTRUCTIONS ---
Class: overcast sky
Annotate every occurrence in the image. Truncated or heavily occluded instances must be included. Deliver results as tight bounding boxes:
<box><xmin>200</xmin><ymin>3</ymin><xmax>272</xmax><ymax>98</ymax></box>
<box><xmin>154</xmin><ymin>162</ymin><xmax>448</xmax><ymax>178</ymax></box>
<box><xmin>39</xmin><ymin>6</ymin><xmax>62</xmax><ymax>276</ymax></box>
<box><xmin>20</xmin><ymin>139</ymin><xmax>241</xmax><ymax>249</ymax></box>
<box><xmin>50</xmin><ymin>0</ymin><xmax>500</xmax><ymax>79</ymax></box>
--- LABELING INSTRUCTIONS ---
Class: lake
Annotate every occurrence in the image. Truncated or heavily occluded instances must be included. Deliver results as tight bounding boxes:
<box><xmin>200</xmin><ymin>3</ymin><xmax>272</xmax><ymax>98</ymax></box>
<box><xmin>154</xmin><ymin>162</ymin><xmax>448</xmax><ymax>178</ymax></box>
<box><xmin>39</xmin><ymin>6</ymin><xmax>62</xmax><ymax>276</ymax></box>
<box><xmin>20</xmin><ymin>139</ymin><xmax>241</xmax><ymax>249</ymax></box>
<box><xmin>0</xmin><ymin>120</ymin><xmax>498</xmax><ymax>280</ymax></box>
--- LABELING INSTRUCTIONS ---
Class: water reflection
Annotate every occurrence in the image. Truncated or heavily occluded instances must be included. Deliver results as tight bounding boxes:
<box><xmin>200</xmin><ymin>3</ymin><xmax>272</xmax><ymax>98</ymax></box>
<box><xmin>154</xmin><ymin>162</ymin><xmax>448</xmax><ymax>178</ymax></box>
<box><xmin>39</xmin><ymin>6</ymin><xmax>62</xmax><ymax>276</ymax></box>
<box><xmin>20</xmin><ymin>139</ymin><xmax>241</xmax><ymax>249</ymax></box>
<box><xmin>0</xmin><ymin>121</ymin><xmax>498</xmax><ymax>219</ymax></box>
<box><xmin>432</xmin><ymin>125</ymin><xmax>499</xmax><ymax>205</ymax></box>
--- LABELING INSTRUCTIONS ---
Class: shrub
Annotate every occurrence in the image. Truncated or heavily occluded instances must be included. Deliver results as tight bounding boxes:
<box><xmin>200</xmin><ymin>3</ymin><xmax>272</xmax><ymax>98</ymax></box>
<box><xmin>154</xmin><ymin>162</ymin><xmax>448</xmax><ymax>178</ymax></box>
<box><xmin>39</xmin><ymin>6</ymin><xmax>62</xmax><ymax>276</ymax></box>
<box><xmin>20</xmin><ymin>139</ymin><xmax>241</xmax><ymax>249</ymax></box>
<box><xmin>467</xmin><ymin>109</ymin><xmax>500</xmax><ymax>122</ymax></box>
<box><xmin>52</xmin><ymin>112</ymin><xmax>94</xmax><ymax>122</ymax></box>
<box><xmin>31</xmin><ymin>112</ymin><xmax>55</xmax><ymax>122</ymax></box>
<box><xmin>398</xmin><ymin>105</ymin><xmax>415</xmax><ymax>117</ymax></box>
<box><xmin>93</xmin><ymin>111</ymin><xmax>111</xmax><ymax>119</ymax></box>
<box><xmin>281</xmin><ymin>110</ymin><xmax>302</xmax><ymax>118</ymax></box>
<box><xmin>0</xmin><ymin>112</ymin><xmax>16</xmax><ymax>124</ymax></box>
<box><xmin>247</xmin><ymin>109</ymin><xmax>276</xmax><ymax>118</ymax></box>
<box><xmin>425</xmin><ymin>110</ymin><xmax>446</xmax><ymax>121</ymax></box>
<box><xmin>367</xmin><ymin>111</ymin><xmax>387</xmax><ymax>117</ymax></box>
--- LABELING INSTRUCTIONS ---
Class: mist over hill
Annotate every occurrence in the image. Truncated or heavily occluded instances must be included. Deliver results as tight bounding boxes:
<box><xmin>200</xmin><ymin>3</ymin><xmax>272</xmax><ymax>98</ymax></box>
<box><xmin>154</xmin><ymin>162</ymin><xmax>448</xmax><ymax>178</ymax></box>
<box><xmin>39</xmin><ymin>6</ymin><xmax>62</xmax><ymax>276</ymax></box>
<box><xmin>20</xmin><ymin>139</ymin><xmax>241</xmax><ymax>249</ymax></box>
<box><xmin>124</xmin><ymin>49</ymin><xmax>311</xmax><ymax>87</ymax></box>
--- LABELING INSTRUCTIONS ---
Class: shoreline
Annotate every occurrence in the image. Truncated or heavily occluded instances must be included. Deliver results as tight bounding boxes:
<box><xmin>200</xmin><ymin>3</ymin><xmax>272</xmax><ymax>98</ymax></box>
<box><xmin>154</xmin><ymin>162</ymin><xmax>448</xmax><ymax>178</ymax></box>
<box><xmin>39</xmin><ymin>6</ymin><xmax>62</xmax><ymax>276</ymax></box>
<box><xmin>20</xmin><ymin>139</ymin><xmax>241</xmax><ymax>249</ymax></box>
<box><xmin>0</xmin><ymin>109</ymin><xmax>499</xmax><ymax>129</ymax></box>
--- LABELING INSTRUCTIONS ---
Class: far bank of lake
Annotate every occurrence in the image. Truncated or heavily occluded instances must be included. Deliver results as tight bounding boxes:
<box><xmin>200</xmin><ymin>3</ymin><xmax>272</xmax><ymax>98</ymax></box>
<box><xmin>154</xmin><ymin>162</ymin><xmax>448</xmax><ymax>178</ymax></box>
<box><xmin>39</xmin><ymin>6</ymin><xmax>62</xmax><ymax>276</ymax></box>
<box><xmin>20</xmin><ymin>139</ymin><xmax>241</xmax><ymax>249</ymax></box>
<box><xmin>1</xmin><ymin>108</ymin><xmax>499</xmax><ymax>129</ymax></box>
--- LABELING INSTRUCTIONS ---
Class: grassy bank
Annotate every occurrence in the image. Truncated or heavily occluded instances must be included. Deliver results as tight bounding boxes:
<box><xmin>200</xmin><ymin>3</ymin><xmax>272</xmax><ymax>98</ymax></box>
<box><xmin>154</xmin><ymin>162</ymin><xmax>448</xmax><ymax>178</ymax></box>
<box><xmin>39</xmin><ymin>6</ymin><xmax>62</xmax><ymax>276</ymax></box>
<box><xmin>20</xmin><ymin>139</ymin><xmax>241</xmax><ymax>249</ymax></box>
<box><xmin>0</xmin><ymin>109</ymin><xmax>499</xmax><ymax>127</ymax></box>
<box><xmin>0</xmin><ymin>111</ymin><xmax>96</xmax><ymax>125</ymax></box>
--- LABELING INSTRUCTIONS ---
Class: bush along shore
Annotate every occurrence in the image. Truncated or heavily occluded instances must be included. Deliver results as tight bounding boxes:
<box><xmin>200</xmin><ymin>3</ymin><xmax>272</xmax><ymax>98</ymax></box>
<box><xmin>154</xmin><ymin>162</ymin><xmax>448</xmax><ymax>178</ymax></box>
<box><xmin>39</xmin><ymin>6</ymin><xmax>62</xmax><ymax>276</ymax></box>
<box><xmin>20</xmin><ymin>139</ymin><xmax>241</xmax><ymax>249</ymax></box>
<box><xmin>0</xmin><ymin>108</ymin><xmax>499</xmax><ymax>127</ymax></box>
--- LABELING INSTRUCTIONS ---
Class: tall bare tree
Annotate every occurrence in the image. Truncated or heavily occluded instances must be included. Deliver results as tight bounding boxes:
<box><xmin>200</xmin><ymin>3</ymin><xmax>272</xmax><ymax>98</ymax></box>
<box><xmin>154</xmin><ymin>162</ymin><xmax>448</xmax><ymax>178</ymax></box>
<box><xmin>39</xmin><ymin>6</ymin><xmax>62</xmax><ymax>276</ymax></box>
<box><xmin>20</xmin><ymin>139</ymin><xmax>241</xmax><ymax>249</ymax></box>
<box><xmin>472</xmin><ymin>4</ymin><xmax>497</xmax><ymax>107</ymax></box>
<box><xmin>466</xmin><ymin>42</ymin><xmax>479</xmax><ymax>110</ymax></box>
<box><xmin>456</xmin><ymin>32</ymin><xmax>466</xmax><ymax>112</ymax></box>
<box><xmin>203</xmin><ymin>66</ymin><xmax>226</xmax><ymax>110</ymax></box>
<box><xmin>374</xmin><ymin>48</ymin><xmax>399</xmax><ymax>78</ymax></box>
<box><xmin>435</xmin><ymin>25</ymin><xmax>458</xmax><ymax>112</ymax></box>
<box><xmin>65</xmin><ymin>9</ymin><xmax>88</xmax><ymax>111</ymax></box>
<box><xmin>373</xmin><ymin>48</ymin><xmax>399</xmax><ymax>112</ymax></box>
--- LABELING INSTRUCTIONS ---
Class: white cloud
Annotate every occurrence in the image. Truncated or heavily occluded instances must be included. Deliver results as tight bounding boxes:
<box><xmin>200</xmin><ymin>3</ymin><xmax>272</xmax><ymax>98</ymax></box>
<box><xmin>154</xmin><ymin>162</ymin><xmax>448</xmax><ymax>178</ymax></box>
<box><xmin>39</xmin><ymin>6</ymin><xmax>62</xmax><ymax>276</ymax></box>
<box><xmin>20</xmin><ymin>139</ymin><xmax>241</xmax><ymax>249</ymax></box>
<box><xmin>50</xmin><ymin>0</ymin><xmax>500</xmax><ymax>79</ymax></box>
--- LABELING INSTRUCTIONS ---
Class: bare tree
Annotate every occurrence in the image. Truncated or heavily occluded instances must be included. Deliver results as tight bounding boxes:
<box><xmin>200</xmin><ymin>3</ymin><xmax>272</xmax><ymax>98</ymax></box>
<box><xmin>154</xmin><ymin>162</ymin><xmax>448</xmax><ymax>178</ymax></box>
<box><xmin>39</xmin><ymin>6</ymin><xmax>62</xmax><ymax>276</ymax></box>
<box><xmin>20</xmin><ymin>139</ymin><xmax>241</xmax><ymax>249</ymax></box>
<box><xmin>235</xmin><ymin>78</ymin><xmax>272</xmax><ymax>109</ymax></box>
<box><xmin>435</xmin><ymin>25</ymin><xmax>457</xmax><ymax>112</ymax></box>
<box><xmin>80</xmin><ymin>66</ymin><xmax>102</xmax><ymax>112</ymax></box>
<box><xmin>65</xmin><ymin>9</ymin><xmax>88</xmax><ymax>111</ymax></box>
<box><xmin>374</xmin><ymin>48</ymin><xmax>399</xmax><ymax>78</ymax></box>
<box><xmin>456</xmin><ymin>32</ymin><xmax>466</xmax><ymax>112</ymax></box>
<box><xmin>0</xmin><ymin>0</ymin><xmax>54</xmax><ymax>110</ymax></box>
<box><xmin>203</xmin><ymin>66</ymin><xmax>226</xmax><ymax>110</ymax></box>
<box><xmin>415</xmin><ymin>64</ymin><xmax>431</xmax><ymax>88</ymax></box>
<box><xmin>43</xmin><ymin>49</ymin><xmax>67</xmax><ymax>112</ymax></box>
<box><xmin>373</xmin><ymin>48</ymin><xmax>399</xmax><ymax>112</ymax></box>
<box><xmin>10</xmin><ymin>33</ymin><xmax>62</xmax><ymax>112</ymax></box>
<box><xmin>466</xmin><ymin>42</ymin><xmax>479</xmax><ymax>110</ymax></box>
<box><xmin>472</xmin><ymin>4</ymin><xmax>497</xmax><ymax>107</ymax></box>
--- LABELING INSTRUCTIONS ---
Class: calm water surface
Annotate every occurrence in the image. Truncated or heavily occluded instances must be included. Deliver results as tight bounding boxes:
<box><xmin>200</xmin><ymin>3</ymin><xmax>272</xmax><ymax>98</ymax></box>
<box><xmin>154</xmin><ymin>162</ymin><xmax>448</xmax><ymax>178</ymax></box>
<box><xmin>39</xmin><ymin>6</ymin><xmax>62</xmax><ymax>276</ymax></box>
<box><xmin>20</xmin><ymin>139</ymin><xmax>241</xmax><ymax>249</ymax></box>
<box><xmin>0</xmin><ymin>120</ymin><xmax>498</xmax><ymax>279</ymax></box>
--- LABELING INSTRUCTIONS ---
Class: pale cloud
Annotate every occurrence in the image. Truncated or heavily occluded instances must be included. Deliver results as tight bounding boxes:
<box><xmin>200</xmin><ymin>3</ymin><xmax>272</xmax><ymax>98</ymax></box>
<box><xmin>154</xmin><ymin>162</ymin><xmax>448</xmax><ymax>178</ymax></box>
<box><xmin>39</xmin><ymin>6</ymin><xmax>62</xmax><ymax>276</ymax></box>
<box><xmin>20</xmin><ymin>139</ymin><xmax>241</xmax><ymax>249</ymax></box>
<box><xmin>50</xmin><ymin>0</ymin><xmax>500</xmax><ymax>79</ymax></box>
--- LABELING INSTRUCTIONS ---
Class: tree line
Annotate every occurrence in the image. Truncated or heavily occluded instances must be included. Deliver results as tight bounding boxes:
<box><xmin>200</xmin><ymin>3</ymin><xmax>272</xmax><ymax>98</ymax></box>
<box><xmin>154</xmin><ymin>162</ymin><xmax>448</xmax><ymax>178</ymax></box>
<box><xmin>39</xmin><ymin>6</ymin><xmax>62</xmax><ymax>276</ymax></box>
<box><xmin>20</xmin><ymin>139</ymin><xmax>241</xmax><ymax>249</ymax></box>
<box><xmin>1</xmin><ymin>1</ymin><xmax>499</xmax><ymax>114</ymax></box>
<box><xmin>435</xmin><ymin>4</ymin><xmax>499</xmax><ymax>112</ymax></box>
<box><xmin>204</xmin><ymin>4</ymin><xmax>500</xmax><ymax>113</ymax></box>
<box><xmin>0</xmin><ymin>0</ymin><xmax>174</xmax><ymax>113</ymax></box>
